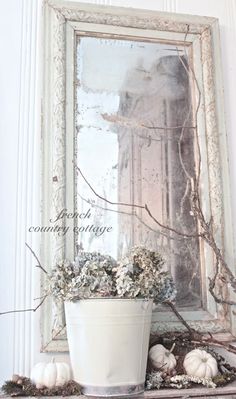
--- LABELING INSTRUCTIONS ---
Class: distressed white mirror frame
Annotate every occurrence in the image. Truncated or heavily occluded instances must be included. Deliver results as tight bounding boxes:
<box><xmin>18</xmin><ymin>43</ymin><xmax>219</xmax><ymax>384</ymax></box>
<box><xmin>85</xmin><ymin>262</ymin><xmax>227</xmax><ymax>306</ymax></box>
<box><xmin>41</xmin><ymin>0</ymin><xmax>235</xmax><ymax>352</ymax></box>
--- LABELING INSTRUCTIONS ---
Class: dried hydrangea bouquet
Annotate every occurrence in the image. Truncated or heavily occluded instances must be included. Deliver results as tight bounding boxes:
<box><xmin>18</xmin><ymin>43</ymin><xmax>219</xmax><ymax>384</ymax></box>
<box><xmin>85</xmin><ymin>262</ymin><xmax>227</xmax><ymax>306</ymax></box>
<box><xmin>48</xmin><ymin>246</ymin><xmax>176</xmax><ymax>397</ymax></box>
<box><xmin>48</xmin><ymin>246</ymin><xmax>175</xmax><ymax>303</ymax></box>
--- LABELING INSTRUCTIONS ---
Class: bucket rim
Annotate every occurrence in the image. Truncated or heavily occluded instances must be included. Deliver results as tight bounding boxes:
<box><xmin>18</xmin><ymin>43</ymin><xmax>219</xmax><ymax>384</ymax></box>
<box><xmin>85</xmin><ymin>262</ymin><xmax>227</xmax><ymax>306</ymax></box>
<box><xmin>64</xmin><ymin>297</ymin><xmax>153</xmax><ymax>303</ymax></box>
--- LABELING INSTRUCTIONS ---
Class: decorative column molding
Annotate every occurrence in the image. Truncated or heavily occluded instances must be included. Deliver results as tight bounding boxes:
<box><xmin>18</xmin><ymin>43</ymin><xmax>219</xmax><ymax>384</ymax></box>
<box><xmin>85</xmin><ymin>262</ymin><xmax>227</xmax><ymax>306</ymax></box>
<box><xmin>13</xmin><ymin>0</ymin><xmax>42</xmax><ymax>377</ymax></box>
<box><xmin>163</xmin><ymin>0</ymin><xmax>177</xmax><ymax>13</ymax></box>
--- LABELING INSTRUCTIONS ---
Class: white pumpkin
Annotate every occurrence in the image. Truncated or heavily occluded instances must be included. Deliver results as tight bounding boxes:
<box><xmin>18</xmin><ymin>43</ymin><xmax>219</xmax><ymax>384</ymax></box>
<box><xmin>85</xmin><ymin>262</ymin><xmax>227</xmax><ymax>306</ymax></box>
<box><xmin>183</xmin><ymin>349</ymin><xmax>218</xmax><ymax>378</ymax></box>
<box><xmin>149</xmin><ymin>344</ymin><xmax>176</xmax><ymax>372</ymax></box>
<box><xmin>30</xmin><ymin>358</ymin><xmax>71</xmax><ymax>389</ymax></box>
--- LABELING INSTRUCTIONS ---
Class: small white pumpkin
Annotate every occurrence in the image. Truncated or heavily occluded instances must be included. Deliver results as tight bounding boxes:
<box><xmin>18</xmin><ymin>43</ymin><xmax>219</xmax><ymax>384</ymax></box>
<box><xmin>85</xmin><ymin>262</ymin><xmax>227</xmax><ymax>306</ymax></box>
<box><xmin>183</xmin><ymin>349</ymin><xmax>218</xmax><ymax>378</ymax></box>
<box><xmin>30</xmin><ymin>358</ymin><xmax>71</xmax><ymax>389</ymax></box>
<box><xmin>149</xmin><ymin>344</ymin><xmax>176</xmax><ymax>372</ymax></box>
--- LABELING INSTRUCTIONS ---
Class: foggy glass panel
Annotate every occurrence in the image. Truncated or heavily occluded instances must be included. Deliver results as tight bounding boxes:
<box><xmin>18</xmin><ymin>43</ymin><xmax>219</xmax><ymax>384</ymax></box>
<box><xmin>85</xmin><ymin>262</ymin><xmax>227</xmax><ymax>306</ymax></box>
<box><xmin>75</xmin><ymin>36</ymin><xmax>201</xmax><ymax>308</ymax></box>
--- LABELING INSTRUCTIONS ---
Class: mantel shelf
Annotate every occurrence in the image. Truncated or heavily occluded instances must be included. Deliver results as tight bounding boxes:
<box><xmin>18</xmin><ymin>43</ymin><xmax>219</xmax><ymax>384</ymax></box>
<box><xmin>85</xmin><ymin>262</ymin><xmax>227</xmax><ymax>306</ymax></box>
<box><xmin>2</xmin><ymin>382</ymin><xmax>236</xmax><ymax>399</ymax></box>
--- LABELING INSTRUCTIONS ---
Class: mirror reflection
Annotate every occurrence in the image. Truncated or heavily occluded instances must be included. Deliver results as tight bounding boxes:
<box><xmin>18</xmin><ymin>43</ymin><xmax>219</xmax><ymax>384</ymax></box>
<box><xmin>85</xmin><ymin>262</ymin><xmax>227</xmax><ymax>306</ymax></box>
<box><xmin>75</xmin><ymin>36</ymin><xmax>201</xmax><ymax>308</ymax></box>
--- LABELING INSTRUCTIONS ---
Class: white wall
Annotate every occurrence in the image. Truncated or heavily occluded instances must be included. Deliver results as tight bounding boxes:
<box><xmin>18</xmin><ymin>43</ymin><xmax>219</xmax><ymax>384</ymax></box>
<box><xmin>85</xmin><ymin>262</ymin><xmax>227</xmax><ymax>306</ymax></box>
<box><xmin>1</xmin><ymin>0</ymin><xmax>236</xmax><ymax>384</ymax></box>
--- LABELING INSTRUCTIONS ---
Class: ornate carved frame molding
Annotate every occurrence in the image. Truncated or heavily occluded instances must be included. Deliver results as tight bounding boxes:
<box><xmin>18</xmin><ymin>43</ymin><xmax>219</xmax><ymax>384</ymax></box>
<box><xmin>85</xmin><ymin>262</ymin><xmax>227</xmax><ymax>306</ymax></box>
<box><xmin>41</xmin><ymin>0</ymin><xmax>235</xmax><ymax>351</ymax></box>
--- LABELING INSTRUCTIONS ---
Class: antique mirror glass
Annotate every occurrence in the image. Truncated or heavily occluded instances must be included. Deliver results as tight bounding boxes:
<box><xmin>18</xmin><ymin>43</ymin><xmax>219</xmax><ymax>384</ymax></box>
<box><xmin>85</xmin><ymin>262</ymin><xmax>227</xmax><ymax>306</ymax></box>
<box><xmin>75</xmin><ymin>36</ymin><xmax>200</xmax><ymax>308</ymax></box>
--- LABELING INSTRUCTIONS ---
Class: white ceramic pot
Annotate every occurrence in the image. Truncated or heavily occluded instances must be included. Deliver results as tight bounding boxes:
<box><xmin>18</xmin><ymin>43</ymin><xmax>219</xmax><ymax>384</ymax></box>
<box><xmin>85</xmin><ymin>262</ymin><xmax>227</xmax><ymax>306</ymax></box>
<box><xmin>65</xmin><ymin>298</ymin><xmax>153</xmax><ymax>397</ymax></box>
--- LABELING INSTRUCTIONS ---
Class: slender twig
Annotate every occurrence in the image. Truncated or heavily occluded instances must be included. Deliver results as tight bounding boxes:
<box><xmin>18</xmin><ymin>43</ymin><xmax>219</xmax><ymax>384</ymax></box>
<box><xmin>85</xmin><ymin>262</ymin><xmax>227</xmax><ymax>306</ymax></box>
<box><xmin>192</xmin><ymin>338</ymin><xmax>236</xmax><ymax>355</ymax></box>
<box><xmin>0</xmin><ymin>244</ymin><xmax>48</xmax><ymax>316</ymax></box>
<box><xmin>141</xmin><ymin>123</ymin><xmax>197</xmax><ymax>131</ymax></box>
<box><xmin>34</xmin><ymin>294</ymin><xmax>48</xmax><ymax>301</ymax></box>
<box><xmin>0</xmin><ymin>294</ymin><xmax>48</xmax><ymax>316</ymax></box>
<box><xmin>165</xmin><ymin>301</ymin><xmax>193</xmax><ymax>335</ymax></box>
<box><xmin>42</xmin><ymin>323</ymin><xmax>66</xmax><ymax>352</ymax></box>
<box><xmin>25</xmin><ymin>242</ymin><xmax>47</xmax><ymax>274</ymax></box>
<box><xmin>155</xmin><ymin>331</ymin><xmax>236</xmax><ymax>356</ymax></box>
<box><xmin>177</xmin><ymin>108</ymin><xmax>194</xmax><ymax>181</ymax></box>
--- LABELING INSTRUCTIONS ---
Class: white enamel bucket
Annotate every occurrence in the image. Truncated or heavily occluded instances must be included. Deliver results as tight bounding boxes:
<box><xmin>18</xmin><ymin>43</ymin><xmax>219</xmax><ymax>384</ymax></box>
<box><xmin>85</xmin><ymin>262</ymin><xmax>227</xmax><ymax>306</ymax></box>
<box><xmin>65</xmin><ymin>298</ymin><xmax>153</xmax><ymax>397</ymax></box>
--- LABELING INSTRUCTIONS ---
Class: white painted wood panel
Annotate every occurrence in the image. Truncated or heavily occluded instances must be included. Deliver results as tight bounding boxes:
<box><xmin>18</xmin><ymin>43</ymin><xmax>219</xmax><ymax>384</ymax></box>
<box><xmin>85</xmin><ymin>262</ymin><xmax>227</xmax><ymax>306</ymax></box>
<box><xmin>0</xmin><ymin>0</ymin><xmax>23</xmax><ymax>384</ymax></box>
<box><xmin>1</xmin><ymin>0</ymin><xmax>236</xmax><ymax>388</ymax></box>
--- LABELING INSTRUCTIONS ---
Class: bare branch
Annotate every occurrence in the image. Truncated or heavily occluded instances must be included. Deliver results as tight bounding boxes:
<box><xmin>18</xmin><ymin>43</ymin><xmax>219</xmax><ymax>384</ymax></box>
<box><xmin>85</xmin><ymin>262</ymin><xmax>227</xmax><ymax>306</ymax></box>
<box><xmin>78</xmin><ymin>193</ymin><xmax>182</xmax><ymax>241</ymax></box>
<box><xmin>176</xmin><ymin>44</ymin><xmax>202</xmax><ymax>187</ymax></box>
<box><xmin>194</xmin><ymin>336</ymin><xmax>236</xmax><ymax>355</ymax></box>
<box><xmin>180</xmin><ymin>179</ymin><xmax>190</xmax><ymax>217</ymax></box>
<box><xmin>208</xmin><ymin>257</ymin><xmax>236</xmax><ymax>305</ymax></box>
<box><xmin>74</xmin><ymin>26</ymin><xmax>236</xmax><ymax>316</ymax></box>
<box><xmin>174</xmin><ymin>34</ymin><xmax>236</xmax><ymax>307</ymax></box>
<box><xmin>144</xmin><ymin>203</ymin><xmax>199</xmax><ymax>238</ymax></box>
<box><xmin>74</xmin><ymin>162</ymin><xmax>201</xmax><ymax>239</ymax></box>
<box><xmin>177</xmin><ymin>109</ymin><xmax>195</xmax><ymax>181</ymax></box>
<box><xmin>102</xmin><ymin>112</ymin><xmax>197</xmax><ymax>131</ymax></box>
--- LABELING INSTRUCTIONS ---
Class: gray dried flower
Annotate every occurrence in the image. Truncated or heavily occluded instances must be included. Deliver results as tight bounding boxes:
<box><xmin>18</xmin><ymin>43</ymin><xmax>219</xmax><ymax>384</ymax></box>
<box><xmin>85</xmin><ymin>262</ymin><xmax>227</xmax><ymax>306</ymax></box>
<box><xmin>48</xmin><ymin>252</ymin><xmax>117</xmax><ymax>301</ymax></box>
<box><xmin>115</xmin><ymin>246</ymin><xmax>176</xmax><ymax>303</ymax></box>
<box><xmin>146</xmin><ymin>371</ymin><xmax>163</xmax><ymax>390</ymax></box>
<box><xmin>169</xmin><ymin>374</ymin><xmax>216</xmax><ymax>389</ymax></box>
